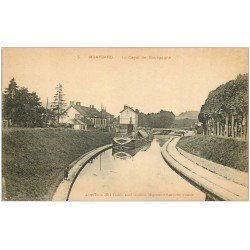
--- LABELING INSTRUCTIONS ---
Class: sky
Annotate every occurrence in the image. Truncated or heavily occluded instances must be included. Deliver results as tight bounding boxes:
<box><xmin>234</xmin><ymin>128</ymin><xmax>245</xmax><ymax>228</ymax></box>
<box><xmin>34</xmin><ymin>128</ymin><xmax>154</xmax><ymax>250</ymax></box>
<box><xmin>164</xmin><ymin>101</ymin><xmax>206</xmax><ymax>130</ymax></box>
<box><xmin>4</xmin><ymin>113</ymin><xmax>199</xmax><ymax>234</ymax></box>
<box><xmin>2</xmin><ymin>48</ymin><xmax>248</xmax><ymax>116</ymax></box>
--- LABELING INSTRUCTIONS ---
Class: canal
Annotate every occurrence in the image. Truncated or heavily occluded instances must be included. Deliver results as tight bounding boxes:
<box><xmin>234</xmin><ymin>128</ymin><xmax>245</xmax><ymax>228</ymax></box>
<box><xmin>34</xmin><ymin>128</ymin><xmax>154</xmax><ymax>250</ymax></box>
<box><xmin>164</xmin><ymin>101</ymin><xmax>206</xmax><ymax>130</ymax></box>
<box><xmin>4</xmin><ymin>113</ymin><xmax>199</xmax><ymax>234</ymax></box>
<box><xmin>68</xmin><ymin>136</ymin><xmax>206</xmax><ymax>201</ymax></box>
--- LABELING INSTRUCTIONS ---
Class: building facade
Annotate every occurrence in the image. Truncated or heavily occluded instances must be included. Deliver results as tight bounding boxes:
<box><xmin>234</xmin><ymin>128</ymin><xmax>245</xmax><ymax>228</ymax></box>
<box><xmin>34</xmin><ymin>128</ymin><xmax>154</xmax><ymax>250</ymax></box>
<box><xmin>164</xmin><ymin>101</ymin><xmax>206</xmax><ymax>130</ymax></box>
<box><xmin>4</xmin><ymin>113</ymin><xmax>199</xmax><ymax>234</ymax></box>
<box><xmin>119</xmin><ymin>105</ymin><xmax>138</xmax><ymax>133</ymax></box>
<box><xmin>60</xmin><ymin>102</ymin><xmax>111</xmax><ymax>130</ymax></box>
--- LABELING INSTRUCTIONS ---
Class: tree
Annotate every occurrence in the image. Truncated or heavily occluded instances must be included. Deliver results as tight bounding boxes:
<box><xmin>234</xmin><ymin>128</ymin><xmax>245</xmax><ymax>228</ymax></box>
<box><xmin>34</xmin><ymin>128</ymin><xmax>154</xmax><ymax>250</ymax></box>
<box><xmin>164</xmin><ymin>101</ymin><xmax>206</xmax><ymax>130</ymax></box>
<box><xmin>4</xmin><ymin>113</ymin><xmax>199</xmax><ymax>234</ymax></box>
<box><xmin>50</xmin><ymin>83</ymin><xmax>67</xmax><ymax>123</ymax></box>
<box><xmin>198</xmin><ymin>74</ymin><xmax>248</xmax><ymax>138</ymax></box>
<box><xmin>138</xmin><ymin>110</ymin><xmax>175</xmax><ymax>128</ymax></box>
<box><xmin>2</xmin><ymin>78</ymin><xmax>19</xmax><ymax>125</ymax></box>
<box><xmin>2</xmin><ymin>78</ymin><xmax>46</xmax><ymax>127</ymax></box>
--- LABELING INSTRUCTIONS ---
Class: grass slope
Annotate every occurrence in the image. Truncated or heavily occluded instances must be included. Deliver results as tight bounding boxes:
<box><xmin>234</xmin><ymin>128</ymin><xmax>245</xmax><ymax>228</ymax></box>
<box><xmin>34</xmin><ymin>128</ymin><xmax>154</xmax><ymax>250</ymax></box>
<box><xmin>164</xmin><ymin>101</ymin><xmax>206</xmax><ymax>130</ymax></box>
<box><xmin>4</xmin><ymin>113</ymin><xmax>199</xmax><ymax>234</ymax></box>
<box><xmin>177</xmin><ymin>135</ymin><xmax>248</xmax><ymax>172</ymax></box>
<box><xmin>2</xmin><ymin>128</ymin><xmax>113</xmax><ymax>201</ymax></box>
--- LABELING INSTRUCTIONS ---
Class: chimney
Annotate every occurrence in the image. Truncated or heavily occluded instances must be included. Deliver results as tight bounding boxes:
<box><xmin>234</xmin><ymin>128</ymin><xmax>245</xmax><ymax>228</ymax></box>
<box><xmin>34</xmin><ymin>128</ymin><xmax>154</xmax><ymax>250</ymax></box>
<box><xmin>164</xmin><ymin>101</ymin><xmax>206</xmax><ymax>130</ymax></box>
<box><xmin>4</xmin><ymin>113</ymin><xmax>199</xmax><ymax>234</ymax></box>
<box><xmin>70</xmin><ymin>101</ymin><xmax>75</xmax><ymax>106</ymax></box>
<box><xmin>76</xmin><ymin>102</ymin><xmax>81</xmax><ymax>106</ymax></box>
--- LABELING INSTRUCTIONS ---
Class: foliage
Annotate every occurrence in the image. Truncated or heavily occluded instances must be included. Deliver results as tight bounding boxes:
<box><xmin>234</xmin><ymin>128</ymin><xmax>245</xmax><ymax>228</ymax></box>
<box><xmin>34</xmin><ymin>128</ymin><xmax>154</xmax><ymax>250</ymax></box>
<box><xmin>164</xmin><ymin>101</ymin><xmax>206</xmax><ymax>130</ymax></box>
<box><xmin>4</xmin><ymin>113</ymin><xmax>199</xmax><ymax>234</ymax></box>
<box><xmin>2</xmin><ymin>78</ymin><xmax>49</xmax><ymax>127</ymax></box>
<box><xmin>137</xmin><ymin>109</ymin><xmax>175</xmax><ymax>128</ymax></box>
<box><xmin>50</xmin><ymin>83</ymin><xmax>67</xmax><ymax>123</ymax></box>
<box><xmin>198</xmin><ymin>74</ymin><xmax>248</xmax><ymax>124</ymax></box>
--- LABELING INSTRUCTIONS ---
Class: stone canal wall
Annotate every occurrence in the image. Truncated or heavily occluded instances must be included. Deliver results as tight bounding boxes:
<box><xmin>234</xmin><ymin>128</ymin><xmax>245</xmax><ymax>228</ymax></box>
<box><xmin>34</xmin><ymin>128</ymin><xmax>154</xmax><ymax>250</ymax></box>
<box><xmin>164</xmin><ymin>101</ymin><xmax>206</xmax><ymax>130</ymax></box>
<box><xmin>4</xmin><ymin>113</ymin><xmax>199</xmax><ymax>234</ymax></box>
<box><xmin>53</xmin><ymin>144</ymin><xmax>112</xmax><ymax>201</ymax></box>
<box><xmin>161</xmin><ymin>137</ymin><xmax>248</xmax><ymax>201</ymax></box>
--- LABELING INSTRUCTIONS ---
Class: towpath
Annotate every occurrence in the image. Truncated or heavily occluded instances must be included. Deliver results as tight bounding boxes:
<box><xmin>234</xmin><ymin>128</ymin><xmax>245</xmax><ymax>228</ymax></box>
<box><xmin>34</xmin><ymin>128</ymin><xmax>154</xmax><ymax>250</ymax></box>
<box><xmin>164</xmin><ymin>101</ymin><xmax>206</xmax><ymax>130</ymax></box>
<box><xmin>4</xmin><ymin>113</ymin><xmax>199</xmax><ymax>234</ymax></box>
<box><xmin>162</xmin><ymin>137</ymin><xmax>249</xmax><ymax>201</ymax></box>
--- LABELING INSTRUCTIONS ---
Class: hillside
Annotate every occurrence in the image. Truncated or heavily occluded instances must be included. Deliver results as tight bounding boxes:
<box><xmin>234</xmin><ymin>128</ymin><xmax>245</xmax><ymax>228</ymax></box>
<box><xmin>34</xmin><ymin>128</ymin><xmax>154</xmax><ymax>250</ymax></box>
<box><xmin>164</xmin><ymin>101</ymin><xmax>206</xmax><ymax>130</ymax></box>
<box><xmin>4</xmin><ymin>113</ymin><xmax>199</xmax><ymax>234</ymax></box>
<box><xmin>2</xmin><ymin>129</ymin><xmax>113</xmax><ymax>201</ymax></box>
<box><xmin>175</xmin><ymin>111</ymin><xmax>199</xmax><ymax>120</ymax></box>
<box><xmin>177</xmin><ymin>135</ymin><xmax>248</xmax><ymax>172</ymax></box>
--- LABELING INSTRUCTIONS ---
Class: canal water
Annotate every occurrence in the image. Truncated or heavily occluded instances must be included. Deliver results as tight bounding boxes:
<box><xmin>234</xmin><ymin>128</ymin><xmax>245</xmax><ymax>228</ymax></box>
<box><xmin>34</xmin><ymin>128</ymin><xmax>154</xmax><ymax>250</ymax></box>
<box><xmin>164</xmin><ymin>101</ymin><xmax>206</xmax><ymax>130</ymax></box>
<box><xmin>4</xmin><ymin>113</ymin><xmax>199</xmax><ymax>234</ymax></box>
<box><xmin>68</xmin><ymin>136</ymin><xmax>206</xmax><ymax>201</ymax></box>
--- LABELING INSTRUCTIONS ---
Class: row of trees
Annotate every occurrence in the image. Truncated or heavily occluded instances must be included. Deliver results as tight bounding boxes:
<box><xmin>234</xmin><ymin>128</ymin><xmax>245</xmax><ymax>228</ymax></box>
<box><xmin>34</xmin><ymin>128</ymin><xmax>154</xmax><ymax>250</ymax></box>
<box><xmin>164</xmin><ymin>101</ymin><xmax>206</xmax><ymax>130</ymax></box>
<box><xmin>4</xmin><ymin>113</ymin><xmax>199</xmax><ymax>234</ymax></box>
<box><xmin>2</xmin><ymin>78</ymin><xmax>67</xmax><ymax>128</ymax></box>
<box><xmin>198</xmin><ymin>74</ymin><xmax>248</xmax><ymax>139</ymax></box>
<box><xmin>136</xmin><ymin>109</ymin><xmax>175</xmax><ymax>128</ymax></box>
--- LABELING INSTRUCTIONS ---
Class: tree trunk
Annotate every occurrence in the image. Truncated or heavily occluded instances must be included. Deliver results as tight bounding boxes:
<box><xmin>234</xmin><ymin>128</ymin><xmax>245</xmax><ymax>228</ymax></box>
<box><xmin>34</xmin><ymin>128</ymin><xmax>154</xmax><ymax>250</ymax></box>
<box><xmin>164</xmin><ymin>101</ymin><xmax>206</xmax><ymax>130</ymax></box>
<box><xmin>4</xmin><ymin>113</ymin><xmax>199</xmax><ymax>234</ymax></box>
<box><xmin>246</xmin><ymin>113</ymin><xmax>248</xmax><ymax>140</ymax></box>
<box><xmin>242</xmin><ymin>113</ymin><xmax>246</xmax><ymax>139</ymax></box>
<box><xmin>217</xmin><ymin>121</ymin><xmax>220</xmax><ymax>136</ymax></box>
<box><xmin>235</xmin><ymin>121</ymin><xmax>238</xmax><ymax>137</ymax></box>
<box><xmin>239</xmin><ymin>123</ymin><xmax>243</xmax><ymax>138</ymax></box>
<box><xmin>212</xmin><ymin>118</ymin><xmax>215</xmax><ymax>135</ymax></box>
<box><xmin>225</xmin><ymin>115</ymin><xmax>229</xmax><ymax>137</ymax></box>
<box><xmin>231</xmin><ymin>115</ymin><xmax>234</xmax><ymax>137</ymax></box>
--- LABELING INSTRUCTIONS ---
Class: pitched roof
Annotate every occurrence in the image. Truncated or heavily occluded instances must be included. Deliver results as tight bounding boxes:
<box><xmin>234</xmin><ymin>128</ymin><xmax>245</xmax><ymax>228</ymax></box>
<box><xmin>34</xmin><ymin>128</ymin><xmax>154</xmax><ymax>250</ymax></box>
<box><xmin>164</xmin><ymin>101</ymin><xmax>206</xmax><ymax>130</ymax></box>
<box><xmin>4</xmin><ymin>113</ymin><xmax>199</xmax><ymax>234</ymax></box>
<box><xmin>73</xmin><ymin>105</ymin><xmax>102</xmax><ymax>118</ymax></box>
<box><xmin>63</xmin><ymin>104</ymin><xmax>113</xmax><ymax>118</ymax></box>
<box><xmin>119</xmin><ymin>105</ymin><xmax>136</xmax><ymax>113</ymax></box>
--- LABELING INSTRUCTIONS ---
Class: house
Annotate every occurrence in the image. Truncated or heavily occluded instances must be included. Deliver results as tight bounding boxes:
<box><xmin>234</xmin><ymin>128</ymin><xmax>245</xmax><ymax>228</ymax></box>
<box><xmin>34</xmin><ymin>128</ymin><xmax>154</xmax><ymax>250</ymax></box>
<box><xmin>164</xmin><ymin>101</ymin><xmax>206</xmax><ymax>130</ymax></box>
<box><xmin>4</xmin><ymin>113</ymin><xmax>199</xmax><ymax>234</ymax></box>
<box><xmin>119</xmin><ymin>105</ymin><xmax>138</xmax><ymax>134</ymax></box>
<box><xmin>60</xmin><ymin>101</ymin><xmax>111</xmax><ymax>130</ymax></box>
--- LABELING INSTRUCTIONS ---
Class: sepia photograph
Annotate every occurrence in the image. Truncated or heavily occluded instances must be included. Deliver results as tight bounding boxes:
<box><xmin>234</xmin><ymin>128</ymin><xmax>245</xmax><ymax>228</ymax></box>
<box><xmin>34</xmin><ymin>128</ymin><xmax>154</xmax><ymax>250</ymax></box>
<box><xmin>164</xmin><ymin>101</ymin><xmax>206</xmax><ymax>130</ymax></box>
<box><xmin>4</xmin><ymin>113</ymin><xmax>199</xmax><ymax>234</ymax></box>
<box><xmin>1</xmin><ymin>1</ymin><xmax>250</xmax><ymax>250</ymax></box>
<box><xmin>1</xmin><ymin>47</ymin><xmax>249</xmax><ymax>201</ymax></box>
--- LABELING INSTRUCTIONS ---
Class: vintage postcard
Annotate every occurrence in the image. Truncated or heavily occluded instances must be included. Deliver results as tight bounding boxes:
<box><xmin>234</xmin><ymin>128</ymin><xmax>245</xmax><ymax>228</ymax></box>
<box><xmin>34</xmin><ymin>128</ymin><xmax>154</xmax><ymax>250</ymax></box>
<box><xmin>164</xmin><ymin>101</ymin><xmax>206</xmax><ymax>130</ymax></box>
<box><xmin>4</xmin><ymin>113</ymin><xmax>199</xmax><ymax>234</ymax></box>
<box><xmin>1</xmin><ymin>48</ymin><xmax>249</xmax><ymax>201</ymax></box>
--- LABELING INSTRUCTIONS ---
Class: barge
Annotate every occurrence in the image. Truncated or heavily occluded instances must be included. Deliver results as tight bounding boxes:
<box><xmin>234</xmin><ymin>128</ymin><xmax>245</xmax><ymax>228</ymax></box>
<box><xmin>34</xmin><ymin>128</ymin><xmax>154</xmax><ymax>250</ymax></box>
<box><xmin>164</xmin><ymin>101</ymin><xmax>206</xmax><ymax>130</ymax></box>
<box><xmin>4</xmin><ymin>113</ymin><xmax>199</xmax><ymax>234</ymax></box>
<box><xmin>112</xmin><ymin>129</ymin><xmax>149</xmax><ymax>149</ymax></box>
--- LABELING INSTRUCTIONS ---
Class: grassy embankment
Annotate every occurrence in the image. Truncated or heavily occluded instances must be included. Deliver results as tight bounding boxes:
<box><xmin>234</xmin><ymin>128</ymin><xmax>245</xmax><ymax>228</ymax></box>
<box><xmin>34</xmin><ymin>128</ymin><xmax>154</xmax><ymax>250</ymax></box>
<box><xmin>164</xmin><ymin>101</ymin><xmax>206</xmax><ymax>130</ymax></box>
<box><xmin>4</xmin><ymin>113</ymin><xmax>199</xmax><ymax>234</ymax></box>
<box><xmin>2</xmin><ymin>128</ymin><xmax>114</xmax><ymax>201</ymax></box>
<box><xmin>177</xmin><ymin>135</ymin><xmax>248</xmax><ymax>172</ymax></box>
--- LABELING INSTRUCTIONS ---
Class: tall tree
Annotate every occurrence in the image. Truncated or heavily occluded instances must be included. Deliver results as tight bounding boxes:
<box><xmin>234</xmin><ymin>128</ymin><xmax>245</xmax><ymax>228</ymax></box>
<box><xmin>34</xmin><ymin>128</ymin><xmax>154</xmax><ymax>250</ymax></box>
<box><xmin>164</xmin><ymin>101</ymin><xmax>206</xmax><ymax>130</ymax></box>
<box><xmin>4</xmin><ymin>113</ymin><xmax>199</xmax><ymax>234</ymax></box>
<box><xmin>198</xmin><ymin>74</ymin><xmax>248</xmax><ymax>137</ymax></box>
<box><xmin>2</xmin><ymin>78</ymin><xmax>19</xmax><ymax>125</ymax></box>
<box><xmin>2</xmin><ymin>78</ymin><xmax>46</xmax><ymax>127</ymax></box>
<box><xmin>50</xmin><ymin>83</ymin><xmax>67</xmax><ymax>123</ymax></box>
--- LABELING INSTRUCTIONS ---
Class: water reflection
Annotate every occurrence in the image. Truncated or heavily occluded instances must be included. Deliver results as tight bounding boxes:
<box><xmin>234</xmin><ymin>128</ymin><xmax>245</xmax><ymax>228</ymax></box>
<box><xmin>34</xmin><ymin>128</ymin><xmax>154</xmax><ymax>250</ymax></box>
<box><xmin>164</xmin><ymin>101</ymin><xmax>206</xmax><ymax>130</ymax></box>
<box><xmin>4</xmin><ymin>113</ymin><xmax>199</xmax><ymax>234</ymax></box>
<box><xmin>69</xmin><ymin>135</ymin><xmax>206</xmax><ymax>201</ymax></box>
<box><xmin>112</xmin><ymin>143</ymin><xmax>151</xmax><ymax>160</ymax></box>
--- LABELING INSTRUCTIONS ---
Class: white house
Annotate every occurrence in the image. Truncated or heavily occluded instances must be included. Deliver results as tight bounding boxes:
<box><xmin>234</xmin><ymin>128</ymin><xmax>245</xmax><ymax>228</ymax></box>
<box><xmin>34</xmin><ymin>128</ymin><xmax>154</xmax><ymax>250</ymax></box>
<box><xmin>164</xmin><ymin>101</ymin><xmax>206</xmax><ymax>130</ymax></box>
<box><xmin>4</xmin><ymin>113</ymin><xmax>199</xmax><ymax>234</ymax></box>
<box><xmin>60</xmin><ymin>101</ymin><xmax>109</xmax><ymax>130</ymax></box>
<box><xmin>119</xmin><ymin>105</ymin><xmax>138</xmax><ymax>133</ymax></box>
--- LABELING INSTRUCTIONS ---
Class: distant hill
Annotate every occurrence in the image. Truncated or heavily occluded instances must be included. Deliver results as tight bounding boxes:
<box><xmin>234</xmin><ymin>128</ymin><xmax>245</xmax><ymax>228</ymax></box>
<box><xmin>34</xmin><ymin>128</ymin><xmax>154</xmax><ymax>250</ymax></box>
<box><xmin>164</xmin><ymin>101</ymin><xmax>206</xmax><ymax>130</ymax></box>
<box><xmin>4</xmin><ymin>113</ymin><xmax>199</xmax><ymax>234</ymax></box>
<box><xmin>175</xmin><ymin>111</ymin><xmax>199</xmax><ymax>120</ymax></box>
<box><xmin>172</xmin><ymin>118</ymin><xmax>197</xmax><ymax>130</ymax></box>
